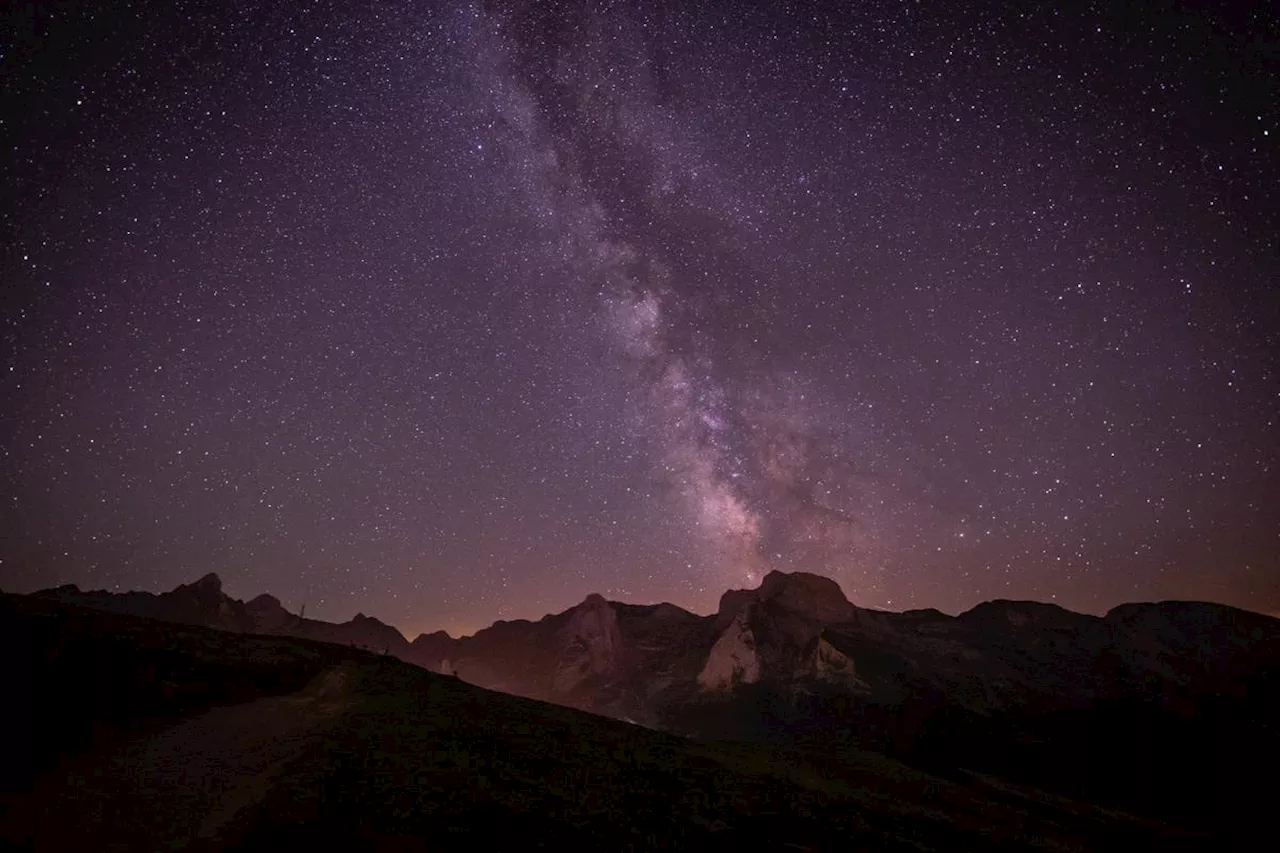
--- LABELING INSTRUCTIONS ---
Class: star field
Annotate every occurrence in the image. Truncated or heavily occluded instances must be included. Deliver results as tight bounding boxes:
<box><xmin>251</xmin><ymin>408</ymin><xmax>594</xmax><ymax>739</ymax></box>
<box><xmin>2</xmin><ymin>1</ymin><xmax>1277</xmax><ymax>635</ymax></box>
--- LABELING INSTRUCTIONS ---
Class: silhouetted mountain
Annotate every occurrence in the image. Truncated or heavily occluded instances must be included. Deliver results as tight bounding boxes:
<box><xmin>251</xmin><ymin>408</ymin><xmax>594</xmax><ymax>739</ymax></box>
<box><xmin>29</xmin><ymin>570</ymin><xmax>1278</xmax><ymax>839</ymax></box>
<box><xmin>34</xmin><ymin>573</ymin><xmax>253</xmax><ymax>632</ymax></box>
<box><xmin>6</xmin><ymin>593</ymin><xmax>1210</xmax><ymax>851</ymax></box>
<box><xmin>35</xmin><ymin>574</ymin><xmax>411</xmax><ymax>656</ymax></box>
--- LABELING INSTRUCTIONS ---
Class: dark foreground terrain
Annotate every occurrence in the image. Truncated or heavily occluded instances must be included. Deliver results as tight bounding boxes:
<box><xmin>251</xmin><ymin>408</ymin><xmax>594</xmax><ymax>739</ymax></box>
<box><xmin>2</xmin><ymin>594</ymin><xmax>1210</xmax><ymax>852</ymax></box>
<box><xmin>29</xmin><ymin>569</ymin><xmax>1280</xmax><ymax>844</ymax></box>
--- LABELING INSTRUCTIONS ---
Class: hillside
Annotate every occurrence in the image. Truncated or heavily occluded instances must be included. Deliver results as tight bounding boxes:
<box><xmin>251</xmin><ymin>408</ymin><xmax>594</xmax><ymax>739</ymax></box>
<box><xmin>2</xmin><ymin>594</ymin><xmax>1209</xmax><ymax>851</ymax></box>
<box><xmin>22</xmin><ymin>571</ymin><xmax>1280</xmax><ymax>841</ymax></box>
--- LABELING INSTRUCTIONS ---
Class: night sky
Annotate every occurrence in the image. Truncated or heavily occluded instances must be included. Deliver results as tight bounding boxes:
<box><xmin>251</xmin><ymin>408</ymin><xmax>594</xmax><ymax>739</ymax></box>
<box><xmin>2</xmin><ymin>1</ymin><xmax>1277</xmax><ymax>636</ymax></box>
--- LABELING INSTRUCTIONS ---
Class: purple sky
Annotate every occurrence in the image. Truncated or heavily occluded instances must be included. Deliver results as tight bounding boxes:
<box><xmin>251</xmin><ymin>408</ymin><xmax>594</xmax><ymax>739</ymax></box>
<box><xmin>2</xmin><ymin>1</ymin><xmax>1276</xmax><ymax>636</ymax></box>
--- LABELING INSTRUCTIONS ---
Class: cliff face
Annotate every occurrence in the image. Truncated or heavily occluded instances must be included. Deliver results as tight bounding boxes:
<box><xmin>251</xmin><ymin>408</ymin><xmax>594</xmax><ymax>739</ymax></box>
<box><xmin>552</xmin><ymin>593</ymin><xmax>624</xmax><ymax>692</ymax></box>
<box><xmin>806</xmin><ymin>633</ymin><xmax>865</xmax><ymax>687</ymax></box>
<box><xmin>697</xmin><ymin>608</ymin><xmax>760</xmax><ymax>691</ymax></box>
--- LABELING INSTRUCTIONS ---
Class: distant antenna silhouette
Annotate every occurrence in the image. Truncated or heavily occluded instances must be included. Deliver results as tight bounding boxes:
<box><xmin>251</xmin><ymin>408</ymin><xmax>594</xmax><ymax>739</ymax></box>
<box><xmin>300</xmin><ymin>603</ymin><xmax>306</xmax><ymax>619</ymax></box>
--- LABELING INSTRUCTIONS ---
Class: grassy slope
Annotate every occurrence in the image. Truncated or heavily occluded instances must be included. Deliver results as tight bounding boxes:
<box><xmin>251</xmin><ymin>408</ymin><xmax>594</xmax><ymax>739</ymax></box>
<box><xmin>234</xmin><ymin>663</ymin><xmax>1204</xmax><ymax>852</ymax></box>
<box><xmin>1</xmin><ymin>594</ymin><xmax>387</xmax><ymax>794</ymax></box>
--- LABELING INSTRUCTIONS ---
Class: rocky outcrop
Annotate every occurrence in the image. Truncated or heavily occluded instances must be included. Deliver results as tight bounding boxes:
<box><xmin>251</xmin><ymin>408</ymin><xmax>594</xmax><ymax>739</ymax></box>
<box><xmin>407</xmin><ymin>630</ymin><xmax>456</xmax><ymax>673</ymax></box>
<box><xmin>246</xmin><ymin>594</ymin><xmax>293</xmax><ymax>632</ymax></box>
<box><xmin>553</xmin><ymin>593</ymin><xmax>625</xmax><ymax>693</ymax></box>
<box><xmin>715</xmin><ymin>571</ymin><xmax>858</xmax><ymax>631</ymax></box>
<box><xmin>758</xmin><ymin>571</ymin><xmax>859</xmax><ymax>624</ymax></box>
<box><xmin>807</xmin><ymin>633</ymin><xmax>866</xmax><ymax>687</ymax></box>
<box><xmin>33</xmin><ymin>573</ymin><xmax>252</xmax><ymax>632</ymax></box>
<box><xmin>343</xmin><ymin>613</ymin><xmax>408</xmax><ymax>653</ymax></box>
<box><xmin>698</xmin><ymin>608</ymin><xmax>761</xmax><ymax>690</ymax></box>
<box><xmin>698</xmin><ymin>571</ymin><xmax>862</xmax><ymax>691</ymax></box>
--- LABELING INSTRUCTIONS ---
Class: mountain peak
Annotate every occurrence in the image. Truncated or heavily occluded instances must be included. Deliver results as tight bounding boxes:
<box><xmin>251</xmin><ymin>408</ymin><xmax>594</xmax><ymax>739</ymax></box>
<box><xmin>191</xmin><ymin>572</ymin><xmax>223</xmax><ymax>593</ymax></box>
<box><xmin>760</xmin><ymin>570</ymin><xmax>845</xmax><ymax>597</ymax></box>
<box><xmin>960</xmin><ymin>599</ymin><xmax>1090</xmax><ymax>632</ymax></box>
<box><xmin>247</xmin><ymin>593</ymin><xmax>282</xmax><ymax>609</ymax></box>
<box><xmin>715</xmin><ymin>571</ymin><xmax>857</xmax><ymax>631</ymax></box>
<box><xmin>245</xmin><ymin>593</ymin><xmax>292</xmax><ymax>631</ymax></box>
<box><xmin>757</xmin><ymin>571</ymin><xmax>857</xmax><ymax>623</ymax></box>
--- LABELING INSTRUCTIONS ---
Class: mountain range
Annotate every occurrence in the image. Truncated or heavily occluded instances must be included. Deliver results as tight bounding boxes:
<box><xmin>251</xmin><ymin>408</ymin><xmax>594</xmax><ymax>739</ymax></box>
<box><xmin>29</xmin><ymin>570</ymin><xmax>1280</xmax><ymax>837</ymax></box>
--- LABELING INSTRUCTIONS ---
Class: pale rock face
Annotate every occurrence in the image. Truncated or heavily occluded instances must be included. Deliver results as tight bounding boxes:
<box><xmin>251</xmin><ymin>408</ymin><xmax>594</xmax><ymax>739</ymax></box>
<box><xmin>698</xmin><ymin>609</ymin><xmax>761</xmax><ymax>691</ymax></box>
<box><xmin>809</xmin><ymin>635</ymin><xmax>865</xmax><ymax>687</ymax></box>
<box><xmin>553</xmin><ymin>594</ymin><xmax>623</xmax><ymax>693</ymax></box>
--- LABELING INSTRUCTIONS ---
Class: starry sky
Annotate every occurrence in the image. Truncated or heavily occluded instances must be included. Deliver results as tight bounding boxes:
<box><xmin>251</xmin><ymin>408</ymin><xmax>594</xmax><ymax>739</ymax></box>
<box><xmin>2</xmin><ymin>1</ymin><xmax>1277</xmax><ymax>636</ymax></box>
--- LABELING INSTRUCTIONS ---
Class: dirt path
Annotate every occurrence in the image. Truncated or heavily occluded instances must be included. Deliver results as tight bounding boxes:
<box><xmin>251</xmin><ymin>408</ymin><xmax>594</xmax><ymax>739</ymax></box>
<box><xmin>11</xmin><ymin>665</ymin><xmax>358</xmax><ymax>852</ymax></box>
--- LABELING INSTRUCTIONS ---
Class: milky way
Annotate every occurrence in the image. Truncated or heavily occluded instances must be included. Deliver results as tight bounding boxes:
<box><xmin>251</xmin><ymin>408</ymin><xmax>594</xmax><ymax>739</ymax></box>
<box><xmin>2</xmin><ymin>1</ymin><xmax>1277</xmax><ymax>634</ymax></box>
<box><xmin>470</xmin><ymin>6</ymin><xmax>889</xmax><ymax>587</ymax></box>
